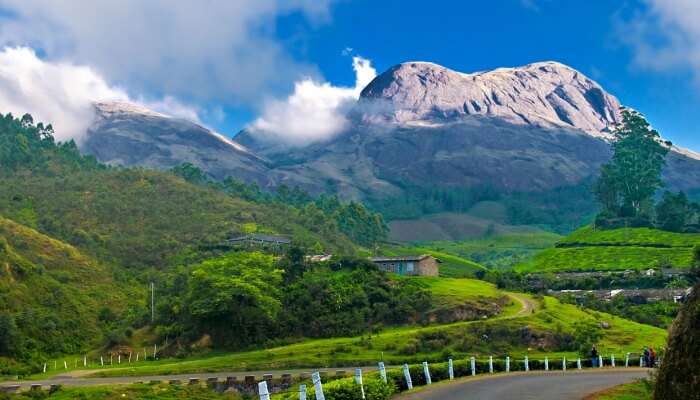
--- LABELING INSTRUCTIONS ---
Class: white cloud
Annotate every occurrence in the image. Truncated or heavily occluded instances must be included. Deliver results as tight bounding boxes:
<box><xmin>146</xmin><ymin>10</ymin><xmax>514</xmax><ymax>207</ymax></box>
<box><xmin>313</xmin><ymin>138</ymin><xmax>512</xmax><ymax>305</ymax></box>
<box><xmin>0</xmin><ymin>46</ymin><xmax>127</xmax><ymax>141</ymax></box>
<box><xmin>620</xmin><ymin>0</ymin><xmax>700</xmax><ymax>84</ymax></box>
<box><xmin>250</xmin><ymin>56</ymin><xmax>377</xmax><ymax>146</ymax></box>
<box><xmin>0</xmin><ymin>0</ymin><xmax>333</xmax><ymax>107</ymax></box>
<box><xmin>0</xmin><ymin>46</ymin><xmax>200</xmax><ymax>142</ymax></box>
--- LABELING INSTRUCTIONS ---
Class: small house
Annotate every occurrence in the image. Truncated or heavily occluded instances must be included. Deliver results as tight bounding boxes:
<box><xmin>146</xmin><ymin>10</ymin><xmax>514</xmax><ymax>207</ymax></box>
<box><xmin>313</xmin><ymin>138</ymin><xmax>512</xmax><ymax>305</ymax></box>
<box><xmin>370</xmin><ymin>255</ymin><xmax>440</xmax><ymax>276</ymax></box>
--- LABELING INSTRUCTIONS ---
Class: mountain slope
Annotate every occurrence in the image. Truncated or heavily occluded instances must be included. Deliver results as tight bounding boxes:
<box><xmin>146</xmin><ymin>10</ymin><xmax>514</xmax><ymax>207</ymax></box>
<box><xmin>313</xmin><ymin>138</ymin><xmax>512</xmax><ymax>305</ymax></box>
<box><xmin>237</xmin><ymin>61</ymin><xmax>700</xmax><ymax>219</ymax></box>
<box><xmin>81</xmin><ymin>101</ymin><xmax>270</xmax><ymax>183</ymax></box>
<box><xmin>0</xmin><ymin>216</ymin><xmax>134</xmax><ymax>368</ymax></box>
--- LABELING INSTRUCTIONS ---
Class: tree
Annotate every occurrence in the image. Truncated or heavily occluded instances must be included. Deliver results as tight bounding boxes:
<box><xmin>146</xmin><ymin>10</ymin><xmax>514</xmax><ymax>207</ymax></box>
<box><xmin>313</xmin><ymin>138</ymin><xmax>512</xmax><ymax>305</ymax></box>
<box><xmin>594</xmin><ymin>109</ymin><xmax>670</xmax><ymax>219</ymax></box>
<box><xmin>0</xmin><ymin>313</ymin><xmax>21</xmax><ymax>356</ymax></box>
<box><xmin>656</xmin><ymin>191</ymin><xmax>690</xmax><ymax>232</ymax></box>
<box><xmin>171</xmin><ymin>162</ymin><xmax>209</xmax><ymax>185</ymax></box>
<box><xmin>187</xmin><ymin>252</ymin><xmax>282</xmax><ymax>348</ymax></box>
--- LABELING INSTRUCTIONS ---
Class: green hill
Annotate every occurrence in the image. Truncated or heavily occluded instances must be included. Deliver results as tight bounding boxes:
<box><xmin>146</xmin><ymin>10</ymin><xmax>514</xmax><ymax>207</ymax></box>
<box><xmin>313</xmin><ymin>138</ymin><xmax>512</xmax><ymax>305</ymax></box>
<box><xmin>0</xmin><ymin>216</ymin><xmax>138</xmax><ymax>374</ymax></box>
<box><xmin>517</xmin><ymin>226</ymin><xmax>699</xmax><ymax>272</ymax></box>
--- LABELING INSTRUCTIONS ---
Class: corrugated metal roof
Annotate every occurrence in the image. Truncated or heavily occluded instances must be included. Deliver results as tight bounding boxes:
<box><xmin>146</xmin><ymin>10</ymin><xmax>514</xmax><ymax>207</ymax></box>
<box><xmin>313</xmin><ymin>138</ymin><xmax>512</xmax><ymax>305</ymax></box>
<box><xmin>370</xmin><ymin>255</ymin><xmax>435</xmax><ymax>263</ymax></box>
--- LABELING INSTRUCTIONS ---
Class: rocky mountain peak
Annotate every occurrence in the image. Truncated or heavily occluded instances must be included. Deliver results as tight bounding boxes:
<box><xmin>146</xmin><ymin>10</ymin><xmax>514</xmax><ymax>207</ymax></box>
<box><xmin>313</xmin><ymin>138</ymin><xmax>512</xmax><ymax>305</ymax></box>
<box><xmin>359</xmin><ymin>60</ymin><xmax>622</xmax><ymax>137</ymax></box>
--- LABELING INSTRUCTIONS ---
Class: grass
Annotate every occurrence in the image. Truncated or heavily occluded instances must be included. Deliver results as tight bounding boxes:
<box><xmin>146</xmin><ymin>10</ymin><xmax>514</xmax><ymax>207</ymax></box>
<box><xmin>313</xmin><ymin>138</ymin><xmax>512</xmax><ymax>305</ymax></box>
<box><xmin>587</xmin><ymin>380</ymin><xmax>653</xmax><ymax>400</ymax></box>
<box><xmin>517</xmin><ymin>226</ymin><xmax>699</xmax><ymax>272</ymax></box>
<box><xmin>560</xmin><ymin>226</ymin><xmax>700</xmax><ymax>247</ymax></box>
<box><xmin>0</xmin><ymin>383</ymin><xmax>239</xmax><ymax>399</ymax></box>
<box><xmin>418</xmin><ymin>232</ymin><xmax>562</xmax><ymax>270</ymax></box>
<box><xmin>45</xmin><ymin>293</ymin><xmax>664</xmax><ymax>379</ymax></box>
<box><xmin>517</xmin><ymin>246</ymin><xmax>694</xmax><ymax>272</ymax></box>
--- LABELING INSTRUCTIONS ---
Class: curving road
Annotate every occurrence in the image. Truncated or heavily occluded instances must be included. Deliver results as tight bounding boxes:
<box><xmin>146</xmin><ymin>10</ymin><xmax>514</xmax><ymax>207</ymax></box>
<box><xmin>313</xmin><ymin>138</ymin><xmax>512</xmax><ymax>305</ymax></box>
<box><xmin>396</xmin><ymin>369</ymin><xmax>649</xmax><ymax>400</ymax></box>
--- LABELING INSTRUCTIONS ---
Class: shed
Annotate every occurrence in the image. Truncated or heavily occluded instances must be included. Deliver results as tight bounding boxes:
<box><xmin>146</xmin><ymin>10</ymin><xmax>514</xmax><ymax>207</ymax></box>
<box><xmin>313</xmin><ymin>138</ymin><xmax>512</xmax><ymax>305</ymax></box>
<box><xmin>370</xmin><ymin>255</ymin><xmax>440</xmax><ymax>276</ymax></box>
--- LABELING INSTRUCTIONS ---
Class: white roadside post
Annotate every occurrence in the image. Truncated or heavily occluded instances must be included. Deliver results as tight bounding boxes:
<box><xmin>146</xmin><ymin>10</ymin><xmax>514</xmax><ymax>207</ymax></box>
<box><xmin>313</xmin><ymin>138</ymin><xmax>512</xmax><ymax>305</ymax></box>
<box><xmin>599</xmin><ymin>355</ymin><xmax>603</xmax><ymax>368</ymax></box>
<box><xmin>43</xmin><ymin>363</ymin><xmax>47</xmax><ymax>373</ymax></box>
<box><xmin>54</xmin><ymin>361</ymin><xmax>57</xmax><ymax>370</ymax></box>
<box><xmin>312</xmin><ymin>372</ymin><xmax>325</xmax><ymax>400</ymax></box>
<box><xmin>506</xmin><ymin>356</ymin><xmax>510</xmax><ymax>373</ymax></box>
<box><xmin>524</xmin><ymin>356</ymin><xmax>529</xmax><ymax>372</ymax></box>
<box><xmin>544</xmin><ymin>357</ymin><xmax>549</xmax><ymax>371</ymax></box>
<box><xmin>153</xmin><ymin>344</ymin><xmax>157</xmax><ymax>359</ymax></box>
<box><xmin>640</xmin><ymin>355</ymin><xmax>644</xmax><ymax>367</ymax></box>
<box><xmin>562</xmin><ymin>357</ymin><xmax>566</xmax><ymax>371</ymax></box>
<box><xmin>143</xmin><ymin>348</ymin><xmax>147</xmax><ymax>360</ymax></box>
<box><xmin>577</xmin><ymin>358</ymin><xmax>582</xmax><ymax>370</ymax></box>
<box><xmin>625</xmin><ymin>353</ymin><xmax>630</xmax><ymax>367</ymax></box>
<box><xmin>423</xmin><ymin>361</ymin><xmax>432</xmax><ymax>385</ymax></box>
<box><xmin>299</xmin><ymin>384</ymin><xmax>307</xmax><ymax>400</ymax></box>
<box><xmin>378</xmin><ymin>362</ymin><xmax>387</xmax><ymax>383</ymax></box>
<box><xmin>259</xmin><ymin>381</ymin><xmax>270</xmax><ymax>400</ymax></box>
<box><xmin>470</xmin><ymin>357</ymin><xmax>476</xmax><ymax>376</ymax></box>
<box><xmin>611</xmin><ymin>354</ymin><xmax>615</xmax><ymax>367</ymax></box>
<box><xmin>110</xmin><ymin>354</ymin><xmax>113</xmax><ymax>365</ymax></box>
<box><xmin>355</xmin><ymin>368</ymin><xmax>365</xmax><ymax>400</ymax></box>
<box><xmin>100</xmin><ymin>356</ymin><xmax>104</xmax><ymax>367</ymax></box>
<box><xmin>83</xmin><ymin>355</ymin><xmax>87</xmax><ymax>367</ymax></box>
<box><xmin>489</xmin><ymin>356</ymin><xmax>494</xmax><ymax>373</ymax></box>
<box><xmin>128</xmin><ymin>352</ymin><xmax>132</xmax><ymax>363</ymax></box>
<box><xmin>403</xmin><ymin>364</ymin><xmax>413</xmax><ymax>389</ymax></box>
<box><xmin>118</xmin><ymin>354</ymin><xmax>121</xmax><ymax>365</ymax></box>
<box><xmin>136</xmin><ymin>353</ymin><xmax>140</xmax><ymax>362</ymax></box>
<box><xmin>448</xmin><ymin>358</ymin><xmax>454</xmax><ymax>380</ymax></box>
<box><xmin>64</xmin><ymin>361</ymin><xmax>67</xmax><ymax>370</ymax></box>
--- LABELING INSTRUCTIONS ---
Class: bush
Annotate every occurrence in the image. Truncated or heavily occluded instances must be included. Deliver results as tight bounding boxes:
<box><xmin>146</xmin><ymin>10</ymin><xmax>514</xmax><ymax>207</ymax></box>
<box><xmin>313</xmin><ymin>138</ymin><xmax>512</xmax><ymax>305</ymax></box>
<box><xmin>310</xmin><ymin>378</ymin><xmax>394</xmax><ymax>400</ymax></box>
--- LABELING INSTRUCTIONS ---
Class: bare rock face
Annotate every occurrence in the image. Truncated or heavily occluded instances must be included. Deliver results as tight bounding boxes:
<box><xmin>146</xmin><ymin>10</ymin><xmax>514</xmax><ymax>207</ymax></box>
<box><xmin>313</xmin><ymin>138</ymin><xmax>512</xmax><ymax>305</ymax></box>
<box><xmin>359</xmin><ymin>61</ymin><xmax>622</xmax><ymax>137</ymax></box>
<box><xmin>81</xmin><ymin>101</ymin><xmax>270</xmax><ymax>183</ymax></box>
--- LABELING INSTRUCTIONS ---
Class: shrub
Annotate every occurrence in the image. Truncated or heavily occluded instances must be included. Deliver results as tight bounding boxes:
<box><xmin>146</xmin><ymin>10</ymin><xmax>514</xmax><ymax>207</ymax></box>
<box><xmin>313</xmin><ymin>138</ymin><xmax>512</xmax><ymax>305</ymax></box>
<box><xmin>310</xmin><ymin>378</ymin><xmax>394</xmax><ymax>400</ymax></box>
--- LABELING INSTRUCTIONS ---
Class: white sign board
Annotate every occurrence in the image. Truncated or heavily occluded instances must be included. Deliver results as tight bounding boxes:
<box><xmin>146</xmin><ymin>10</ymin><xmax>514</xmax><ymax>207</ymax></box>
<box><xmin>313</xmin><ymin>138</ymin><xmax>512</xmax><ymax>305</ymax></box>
<box><xmin>312</xmin><ymin>372</ymin><xmax>325</xmax><ymax>400</ymax></box>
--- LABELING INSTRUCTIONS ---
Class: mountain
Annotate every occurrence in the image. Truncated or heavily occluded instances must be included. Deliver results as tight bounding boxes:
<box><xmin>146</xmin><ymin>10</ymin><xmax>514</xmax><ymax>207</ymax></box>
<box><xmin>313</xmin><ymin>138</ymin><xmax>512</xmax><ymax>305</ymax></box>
<box><xmin>81</xmin><ymin>101</ymin><xmax>270</xmax><ymax>183</ymax></box>
<box><xmin>82</xmin><ymin>62</ymin><xmax>700</xmax><ymax>230</ymax></box>
<box><xmin>238</xmin><ymin>61</ymin><xmax>700</xmax><ymax>197</ymax></box>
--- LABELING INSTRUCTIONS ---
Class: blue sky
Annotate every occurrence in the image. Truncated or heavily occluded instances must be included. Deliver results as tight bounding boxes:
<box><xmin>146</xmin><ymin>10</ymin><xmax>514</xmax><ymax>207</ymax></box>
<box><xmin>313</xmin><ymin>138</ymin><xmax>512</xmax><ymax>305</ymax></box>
<box><xmin>0</xmin><ymin>0</ymin><xmax>698</xmax><ymax>150</ymax></box>
<box><xmin>270</xmin><ymin>0</ymin><xmax>700</xmax><ymax>150</ymax></box>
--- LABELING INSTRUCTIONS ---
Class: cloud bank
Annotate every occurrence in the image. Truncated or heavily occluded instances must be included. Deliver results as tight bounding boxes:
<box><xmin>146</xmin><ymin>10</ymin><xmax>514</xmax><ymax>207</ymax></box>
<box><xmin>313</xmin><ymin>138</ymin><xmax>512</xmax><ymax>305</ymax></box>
<box><xmin>0</xmin><ymin>0</ymin><xmax>333</xmax><ymax>106</ymax></box>
<box><xmin>621</xmin><ymin>0</ymin><xmax>700</xmax><ymax>85</ymax></box>
<box><xmin>0</xmin><ymin>46</ymin><xmax>199</xmax><ymax>142</ymax></box>
<box><xmin>250</xmin><ymin>56</ymin><xmax>377</xmax><ymax>146</ymax></box>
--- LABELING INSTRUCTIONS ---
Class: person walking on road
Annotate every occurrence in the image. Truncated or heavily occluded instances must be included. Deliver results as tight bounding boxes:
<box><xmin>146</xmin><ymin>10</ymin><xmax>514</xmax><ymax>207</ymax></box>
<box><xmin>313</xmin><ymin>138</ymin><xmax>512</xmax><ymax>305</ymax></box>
<box><xmin>643</xmin><ymin>347</ymin><xmax>650</xmax><ymax>367</ymax></box>
<box><xmin>591</xmin><ymin>345</ymin><xmax>599</xmax><ymax>368</ymax></box>
<box><xmin>649</xmin><ymin>347</ymin><xmax>656</xmax><ymax>368</ymax></box>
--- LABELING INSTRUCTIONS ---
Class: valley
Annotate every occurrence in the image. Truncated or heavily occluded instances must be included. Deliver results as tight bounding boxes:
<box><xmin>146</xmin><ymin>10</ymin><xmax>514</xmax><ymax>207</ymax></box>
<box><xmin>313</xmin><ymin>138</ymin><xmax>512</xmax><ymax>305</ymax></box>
<box><xmin>1</xmin><ymin>52</ymin><xmax>699</xmax><ymax>400</ymax></box>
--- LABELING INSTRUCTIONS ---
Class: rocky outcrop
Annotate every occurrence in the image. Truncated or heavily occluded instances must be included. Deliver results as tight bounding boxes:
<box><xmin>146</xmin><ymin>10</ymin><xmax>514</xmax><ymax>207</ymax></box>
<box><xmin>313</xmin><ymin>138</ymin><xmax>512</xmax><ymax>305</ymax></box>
<box><xmin>359</xmin><ymin>61</ymin><xmax>622</xmax><ymax>137</ymax></box>
<box><xmin>81</xmin><ymin>101</ymin><xmax>270</xmax><ymax>184</ymax></box>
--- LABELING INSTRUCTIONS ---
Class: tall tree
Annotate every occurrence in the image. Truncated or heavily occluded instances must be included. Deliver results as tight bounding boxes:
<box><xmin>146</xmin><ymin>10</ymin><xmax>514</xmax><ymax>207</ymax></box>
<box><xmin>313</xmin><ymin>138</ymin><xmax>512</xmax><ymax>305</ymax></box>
<box><xmin>594</xmin><ymin>109</ymin><xmax>670</xmax><ymax>219</ymax></box>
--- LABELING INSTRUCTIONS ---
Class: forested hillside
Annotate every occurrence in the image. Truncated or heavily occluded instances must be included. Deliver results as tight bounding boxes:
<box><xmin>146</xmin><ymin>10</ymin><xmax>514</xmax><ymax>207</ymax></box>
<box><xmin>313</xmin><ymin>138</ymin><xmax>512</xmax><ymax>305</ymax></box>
<box><xmin>0</xmin><ymin>112</ymin><xmax>391</xmax><ymax>373</ymax></box>
<box><xmin>0</xmin><ymin>216</ymin><xmax>139</xmax><ymax>375</ymax></box>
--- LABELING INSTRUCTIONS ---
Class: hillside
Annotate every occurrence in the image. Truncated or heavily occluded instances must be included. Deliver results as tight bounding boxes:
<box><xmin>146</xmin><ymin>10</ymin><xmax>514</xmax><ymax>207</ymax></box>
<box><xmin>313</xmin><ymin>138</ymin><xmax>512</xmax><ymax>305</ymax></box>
<box><xmin>517</xmin><ymin>226</ymin><xmax>699</xmax><ymax>272</ymax></box>
<box><xmin>81</xmin><ymin>293</ymin><xmax>666</xmax><ymax>377</ymax></box>
<box><xmin>0</xmin><ymin>216</ymin><xmax>136</xmax><ymax>374</ymax></box>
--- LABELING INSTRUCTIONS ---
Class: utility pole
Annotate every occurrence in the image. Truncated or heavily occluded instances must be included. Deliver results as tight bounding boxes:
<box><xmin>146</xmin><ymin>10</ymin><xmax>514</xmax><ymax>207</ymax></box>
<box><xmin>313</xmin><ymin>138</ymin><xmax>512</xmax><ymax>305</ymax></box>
<box><xmin>150</xmin><ymin>282</ymin><xmax>155</xmax><ymax>323</ymax></box>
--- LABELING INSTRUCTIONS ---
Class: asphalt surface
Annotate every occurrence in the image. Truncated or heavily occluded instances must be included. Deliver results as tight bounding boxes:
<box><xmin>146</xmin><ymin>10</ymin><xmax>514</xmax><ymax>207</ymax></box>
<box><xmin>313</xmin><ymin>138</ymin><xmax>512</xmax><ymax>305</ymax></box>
<box><xmin>397</xmin><ymin>369</ymin><xmax>650</xmax><ymax>400</ymax></box>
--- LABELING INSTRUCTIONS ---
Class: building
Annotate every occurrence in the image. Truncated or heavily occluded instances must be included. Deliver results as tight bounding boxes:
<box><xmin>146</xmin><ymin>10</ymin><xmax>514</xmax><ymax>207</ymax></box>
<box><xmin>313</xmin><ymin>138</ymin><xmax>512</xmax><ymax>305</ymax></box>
<box><xmin>370</xmin><ymin>255</ymin><xmax>440</xmax><ymax>276</ymax></box>
<box><xmin>306</xmin><ymin>254</ymin><xmax>332</xmax><ymax>262</ymax></box>
<box><xmin>224</xmin><ymin>233</ymin><xmax>291</xmax><ymax>251</ymax></box>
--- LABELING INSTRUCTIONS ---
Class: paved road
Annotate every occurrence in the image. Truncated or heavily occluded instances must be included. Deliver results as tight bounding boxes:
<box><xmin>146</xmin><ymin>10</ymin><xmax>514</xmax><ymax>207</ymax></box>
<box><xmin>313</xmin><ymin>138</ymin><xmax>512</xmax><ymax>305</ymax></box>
<box><xmin>397</xmin><ymin>369</ymin><xmax>650</xmax><ymax>400</ymax></box>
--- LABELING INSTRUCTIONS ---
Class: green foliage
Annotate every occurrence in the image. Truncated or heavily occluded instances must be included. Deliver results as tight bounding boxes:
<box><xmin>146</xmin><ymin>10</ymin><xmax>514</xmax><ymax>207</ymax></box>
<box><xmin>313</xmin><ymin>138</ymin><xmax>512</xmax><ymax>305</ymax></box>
<box><xmin>595</xmin><ymin>109</ymin><xmax>670</xmax><ymax>220</ymax></box>
<box><xmin>153</xmin><ymin>253</ymin><xmax>434</xmax><ymax>351</ymax></box>
<box><xmin>311</xmin><ymin>378</ymin><xmax>395</xmax><ymax>400</ymax></box>
<box><xmin>0</xmin><ymin>383</ymin><xmax>243</xmax><ymax>400</ymax></box>
<box><xmin>0</xmin><ymin>217</ymin><xmax>138</xmax><ymax>374</ymax></box>
<box><xmin>187</xmin><ymin>252</ymin><xmax>282</xmax><ymax>348</ymax></box>
<box><xmin>655</xmin><ymin>191</ymin><xmax>700</xmax><ymax>232</ymax></box>
<box><xmin>654</xmin><ymin>282</ymin><xmax>700</xmax><ymax>400</ymax></box>
<box><xmin>562</xmin><ymin>294</ymin><xmax>680</xmax><ymax>329</ymax></box>
<box><xmin>519</xmin><ymin>226</ymin><xmax>699</xmax><ymax>272</ymax></box>
<box><xmin>170</xmin><ymin>162</ymin><xmax>209</xmax><ymax>185</ymax></box>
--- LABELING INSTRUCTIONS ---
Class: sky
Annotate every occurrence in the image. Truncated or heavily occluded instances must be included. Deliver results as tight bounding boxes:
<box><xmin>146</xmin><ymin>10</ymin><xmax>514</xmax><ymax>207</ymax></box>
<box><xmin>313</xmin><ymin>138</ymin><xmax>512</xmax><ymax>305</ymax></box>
<box><xmin>0</xmin><ymin>0</ymin><xmax>699</xmax><ymax>149</ymax></box>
